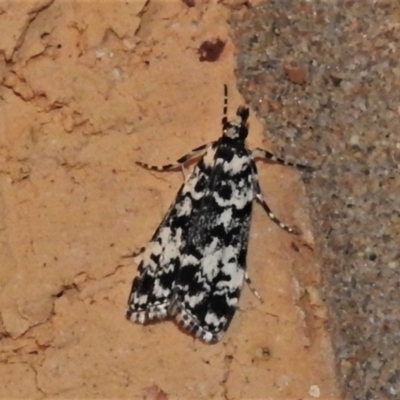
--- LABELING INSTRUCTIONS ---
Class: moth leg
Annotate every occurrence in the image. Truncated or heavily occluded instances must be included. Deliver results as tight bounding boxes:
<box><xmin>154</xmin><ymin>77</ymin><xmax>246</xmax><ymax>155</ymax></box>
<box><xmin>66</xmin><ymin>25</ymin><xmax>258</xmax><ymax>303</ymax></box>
<box><xmin>121</xmin><ymin>246</ymin><xmax>146</xmax><ymax>264</ymax></box>
<box><xmin>244</xmin><ymin>272</ymin><xmax>263</xmax><ymax>303</ymax></box>
<box><xmin>121</xmin><ymin>247</ymin><xmax>145</xmax><ymax>258</ymax></box>
<box><xmin>252</xmin><ymin>148</ymin><xmax>311</xmax><ymax>171</ymax></box>
<box><xmin>181</xmin><ymin>164</ymin><xmax>190</xmax><ymax>180</ymax></box>
<box><xmin>137</xmin><ymin>143</ymin><xmax>211</xmax><ymax>172</ymax></box>
<box><xmin>251</xmin><ymin>161</ymin><xmax>299</xmax><ymax>235</ymax></box>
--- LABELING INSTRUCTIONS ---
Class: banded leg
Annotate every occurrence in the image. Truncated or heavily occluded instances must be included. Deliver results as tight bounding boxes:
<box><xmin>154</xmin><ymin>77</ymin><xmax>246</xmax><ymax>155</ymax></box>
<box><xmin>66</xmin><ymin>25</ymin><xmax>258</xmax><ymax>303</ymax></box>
<box><xmin>252</xmin><ymin>148</ymin><xmax>311</xmax><ymax>171</ymax></box>
<box><xmin>136</xmin><ymin>143</ymin><xmax>211</xmax><ymax>171</ymax></box>
<box><xmin>251</xmin><ymin>161</ymin><xmax>299</xmax><ymax>235</ymax></box>
<box><xmin>245</xmin><ymin>272</ymin><xmax>263</xmax><ymax>303</ymax></box>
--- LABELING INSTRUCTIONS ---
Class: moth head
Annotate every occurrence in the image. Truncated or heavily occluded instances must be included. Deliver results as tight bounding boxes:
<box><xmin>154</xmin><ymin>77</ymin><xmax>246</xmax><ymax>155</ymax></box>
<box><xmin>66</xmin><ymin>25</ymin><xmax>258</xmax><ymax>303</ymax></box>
<box><xmin>221</xmin><ymin>106</ymin><xmax>250</xmax><ymax>141</ymax></box>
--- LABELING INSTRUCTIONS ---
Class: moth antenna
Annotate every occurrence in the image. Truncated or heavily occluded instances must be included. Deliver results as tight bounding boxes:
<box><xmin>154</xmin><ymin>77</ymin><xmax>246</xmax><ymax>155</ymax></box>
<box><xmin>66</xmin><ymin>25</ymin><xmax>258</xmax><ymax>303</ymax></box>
<box><xmin>222</xmin><ymin>84</ymin><xmax>228</xmax><ymax>125</ymax></box>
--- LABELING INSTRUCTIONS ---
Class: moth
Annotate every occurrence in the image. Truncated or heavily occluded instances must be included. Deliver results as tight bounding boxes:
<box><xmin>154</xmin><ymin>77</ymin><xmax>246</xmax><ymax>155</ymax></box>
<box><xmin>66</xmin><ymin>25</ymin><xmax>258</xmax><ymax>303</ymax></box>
<box><xmin>126</xmin><ymin>85</ymin><xmax>310</xmax><ymax>343</ymax></box>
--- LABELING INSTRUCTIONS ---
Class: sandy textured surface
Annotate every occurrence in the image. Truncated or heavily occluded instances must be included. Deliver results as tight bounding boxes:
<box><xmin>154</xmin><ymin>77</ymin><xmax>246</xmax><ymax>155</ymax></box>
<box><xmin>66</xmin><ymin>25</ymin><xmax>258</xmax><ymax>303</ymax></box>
<box><xmin>232</xmin><ymin>1</ymin><xmax>400</xmax><ymax>399</ymax></box>
<box><xmin>0</xmin><ymin>1</ymin><xmax>339</xmax><ymax>398</ymax></box>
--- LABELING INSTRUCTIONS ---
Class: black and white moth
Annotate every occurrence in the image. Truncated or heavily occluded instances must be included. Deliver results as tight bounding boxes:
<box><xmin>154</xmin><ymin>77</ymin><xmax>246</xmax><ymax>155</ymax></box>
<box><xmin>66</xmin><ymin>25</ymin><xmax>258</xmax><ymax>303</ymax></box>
<box><xmin>126</xmin><ymin>85</ymin><xmax>310</xmax><ymax>343</ymax></box>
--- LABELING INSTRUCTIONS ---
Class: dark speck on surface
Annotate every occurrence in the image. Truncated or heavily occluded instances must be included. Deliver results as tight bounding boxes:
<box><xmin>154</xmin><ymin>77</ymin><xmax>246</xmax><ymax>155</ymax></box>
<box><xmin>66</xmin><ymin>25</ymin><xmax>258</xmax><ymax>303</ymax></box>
<box><xmin>198</xmin><ymin>38</ymin><xmax>225</xmax><ymax>62</ymax></box>
<box><xmin>231</xmin><ymin>1</ymin><xmax>400</xmax><ymax>399</ymax></box>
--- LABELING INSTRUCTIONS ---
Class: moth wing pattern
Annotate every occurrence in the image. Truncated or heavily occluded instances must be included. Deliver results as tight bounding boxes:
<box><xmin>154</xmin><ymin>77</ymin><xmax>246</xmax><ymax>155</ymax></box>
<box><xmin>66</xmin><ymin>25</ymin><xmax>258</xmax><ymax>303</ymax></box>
<box><xmin>126</xmin><ymin>200</ymin><xmax>180</xmax><ymax>323</ymax></box>
<box><xmin>126</xmin><ymin>143</ymin><xmax>218</xmax><ymax>325</ymax></box>
<box><xmin>170</xmin><ymin>141</ymin><xmax>255</xmax><ymax>342</ymax></box>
